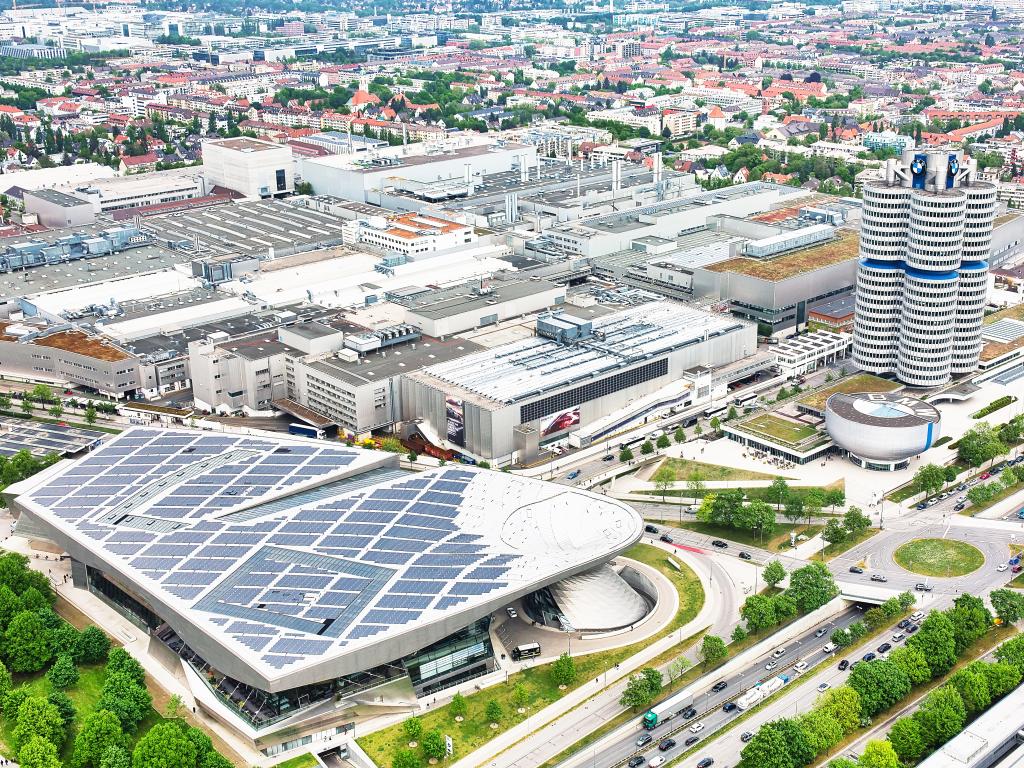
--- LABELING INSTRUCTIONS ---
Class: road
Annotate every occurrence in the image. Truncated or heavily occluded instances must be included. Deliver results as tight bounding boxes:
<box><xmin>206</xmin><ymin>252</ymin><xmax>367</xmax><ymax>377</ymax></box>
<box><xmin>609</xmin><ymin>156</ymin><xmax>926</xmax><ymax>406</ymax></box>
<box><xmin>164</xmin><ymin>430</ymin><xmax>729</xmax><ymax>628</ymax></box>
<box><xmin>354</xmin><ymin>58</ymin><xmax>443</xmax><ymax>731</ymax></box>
<box><xmin>563</xmin><ymin>607</ymin><xmax>863</xmax><ymax>768</ymax></box>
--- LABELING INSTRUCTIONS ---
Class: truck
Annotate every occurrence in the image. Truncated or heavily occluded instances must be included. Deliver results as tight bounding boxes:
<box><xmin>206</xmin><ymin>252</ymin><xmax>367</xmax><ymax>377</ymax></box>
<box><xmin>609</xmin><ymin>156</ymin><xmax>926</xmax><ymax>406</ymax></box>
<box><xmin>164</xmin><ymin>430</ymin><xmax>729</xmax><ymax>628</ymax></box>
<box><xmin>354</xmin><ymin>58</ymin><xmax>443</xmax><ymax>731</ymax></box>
<box><xmin>735</xmin><ymin>688</ymin><xmax>763</xmax><ymax>711</ymax></box>
<box><xmin>641</xmin><ymin>692</ymin><xmax>694</xmax><ymax>730</ymax></box>
<box><xmin>288</xmin><ymin>423</ymin><xmax>326</xmax><ymax>439</ymax></box>
<box><xmin>758</xmin><ymin>674</ymin><xmax>789</xmax><ymax>698</ymax></box>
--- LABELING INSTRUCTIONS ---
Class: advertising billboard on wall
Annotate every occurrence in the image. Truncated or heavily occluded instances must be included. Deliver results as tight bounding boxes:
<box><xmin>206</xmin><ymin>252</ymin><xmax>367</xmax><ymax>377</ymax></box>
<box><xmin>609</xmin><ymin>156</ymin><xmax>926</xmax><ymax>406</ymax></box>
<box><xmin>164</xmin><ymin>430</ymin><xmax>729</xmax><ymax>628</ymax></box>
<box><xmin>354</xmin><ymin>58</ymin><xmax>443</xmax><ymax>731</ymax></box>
<box><xmin>540</xmin><ymin>406</ymin><xmax>581</xmax><ymax>438</ymax></box>
<box><xmin>446</xmin><ymin>396</ymin><xmax>465</xmax><ymax>447</ymax></box>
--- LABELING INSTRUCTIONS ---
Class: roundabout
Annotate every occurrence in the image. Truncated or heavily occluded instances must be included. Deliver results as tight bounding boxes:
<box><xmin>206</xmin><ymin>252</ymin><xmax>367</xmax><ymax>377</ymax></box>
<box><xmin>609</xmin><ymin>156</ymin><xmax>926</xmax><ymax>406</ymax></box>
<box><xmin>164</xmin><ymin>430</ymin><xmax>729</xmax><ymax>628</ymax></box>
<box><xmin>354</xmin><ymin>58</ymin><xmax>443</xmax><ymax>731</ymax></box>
<box><xmin>893</xmin><ymin>538</ymin><xmax>985</xmax><ymax>577</ymax></box>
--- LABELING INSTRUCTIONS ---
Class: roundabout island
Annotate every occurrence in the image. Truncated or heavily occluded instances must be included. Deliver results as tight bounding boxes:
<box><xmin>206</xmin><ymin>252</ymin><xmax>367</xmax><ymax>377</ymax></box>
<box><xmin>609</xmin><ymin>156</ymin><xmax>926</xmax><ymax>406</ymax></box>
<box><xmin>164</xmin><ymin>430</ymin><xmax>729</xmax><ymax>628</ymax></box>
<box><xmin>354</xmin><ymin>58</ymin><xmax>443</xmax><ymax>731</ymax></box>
<box><xmin>893</xmin><ymin>538</ymin><xmax>985</xmax><ymax>577</ymax></box>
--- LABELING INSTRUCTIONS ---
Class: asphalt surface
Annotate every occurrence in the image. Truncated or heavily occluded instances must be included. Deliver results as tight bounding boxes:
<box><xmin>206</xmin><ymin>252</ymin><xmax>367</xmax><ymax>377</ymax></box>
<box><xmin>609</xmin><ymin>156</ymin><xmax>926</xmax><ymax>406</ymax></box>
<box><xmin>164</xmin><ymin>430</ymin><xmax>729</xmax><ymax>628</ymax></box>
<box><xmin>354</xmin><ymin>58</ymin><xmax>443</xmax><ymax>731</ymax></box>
<box><xmin>587</xmin><ymin>607</ymin><xmax>863</xmax><ymax>768</ymax></box>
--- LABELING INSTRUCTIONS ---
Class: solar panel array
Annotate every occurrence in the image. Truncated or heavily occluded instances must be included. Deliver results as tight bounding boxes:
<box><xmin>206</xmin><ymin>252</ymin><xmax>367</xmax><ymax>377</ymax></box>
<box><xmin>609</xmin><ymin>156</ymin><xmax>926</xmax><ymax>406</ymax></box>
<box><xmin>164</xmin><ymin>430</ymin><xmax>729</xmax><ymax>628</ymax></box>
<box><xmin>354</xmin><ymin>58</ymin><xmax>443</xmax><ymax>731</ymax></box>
<box><xmin>0</xmin><ymin>417</ymin><xmax>105</xmax><ymax>458</ymax></box>
<box><xmin>983</xmin><ymin>318</ymin><xmax>1024</xmax><ymax>344</ymax></box>
<box><xmin>21</xmin><ymin>428</ymin><xmax>641</xmax><ymax>679</ymax></box>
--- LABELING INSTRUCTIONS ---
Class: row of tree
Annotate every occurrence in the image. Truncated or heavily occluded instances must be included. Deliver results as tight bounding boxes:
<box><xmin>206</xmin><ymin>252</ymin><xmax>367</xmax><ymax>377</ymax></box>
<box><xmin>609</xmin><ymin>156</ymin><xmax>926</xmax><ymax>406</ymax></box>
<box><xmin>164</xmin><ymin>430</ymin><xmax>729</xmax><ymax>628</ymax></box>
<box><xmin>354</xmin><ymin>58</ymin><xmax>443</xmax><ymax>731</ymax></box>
<box><xmin>741</xmin><ymin>591</ymin><xmax>1024</xmax><ymax>768</ymax></box>
<box><xmin>739</xmin><ymin>561</ymin><xmax>839</xmax><ymax>634</ymax></box>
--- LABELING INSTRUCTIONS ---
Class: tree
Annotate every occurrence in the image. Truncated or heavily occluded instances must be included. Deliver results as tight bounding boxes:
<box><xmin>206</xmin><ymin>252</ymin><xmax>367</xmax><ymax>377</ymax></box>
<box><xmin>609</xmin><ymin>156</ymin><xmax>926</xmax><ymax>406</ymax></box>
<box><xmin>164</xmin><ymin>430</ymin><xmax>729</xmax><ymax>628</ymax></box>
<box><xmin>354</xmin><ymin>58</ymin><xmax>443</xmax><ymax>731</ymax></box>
<box><xmin>822</xmin><ymin>519</ymin><xmax>847</xmax><ymax>548</ymax></box>
<box><xmin>686</xmin><ymin>471</ymin><xmax>706</xmax><ymax>503</ymax></box>
<box><xmin>164</xmin><ymin>694</ymin><xmax>182</xmax><ymax>721</ymax></box>
<box><xmin>977</xmin><ymin>660</ymin><xmax>1022</xmax><ymax>698</ymax></box>
<box><xmin>656</xmin><ymin>434</ymin><xmax>670</xmax><ymax>449</ymax></box>
<box><xmin>694</xmin><ymin>423</ymin><xmax>703</xmax><ymax>439</ymax></box>
<box><xmin>652</xmin><ymin>464</ymin><xmax>675</xmax><ymax>502</ymax></box>
<box><xmin>888</xmin><ymin>717</ymin><xmax>926</xmax><ymax>763</ymax></box>
<box><xmin>46</xmin><ymin>655</ymin><xmax>78</xmax><ymax>689</ymax></box>
<box><xmin>674</xmin><ymin>426</ymin><xmax>685</xmax><ymax>443</ymax></box>
<box><xmin>640</xmin><ymin>440</ymin><xmax>654</xmax><ymax>455</ymax></box>
<box><xmin>914</xmin><ymin>685</ymin><xmax>966</xmax><ymax>747</ymax></box>
<box><xmin>449</xmin><ymin>693</ymin><xmax>467</xmax><ymax>720</ymax></box>
<box><xmin>391</xmin><ymin>749</ymin><xmax>418</xmax><ymax>768</ymax></box>
<box><xmin>73</xmin><ymin>709</ymin><xmax>124</xmax><ymax>768</ymax></box>
<box><xmin>699</xmin><ymin>635</ymin><xmax>727</xmax><ymax>668</ymax></box>
<box><xmin>770</xmin><ymin>477</ymin><xmax>789</xmax><ymax>511</ymax></box>
<box><xmin>761</xmin><ymin>719</ymin><xmax>814</xmax><ymax>766</ymax></box>
<box><xmin>946</xmin><ymin>594</ymin><xmax>992</xmax><ymax>655</ymax></box>
<box><xmin>551</xmin><ymin>652</ymin><xmax>576</xmax><ymax>686</ymax></box>
<box><xmin>858</xmin><ymin>739</ymin><xmax>900</xmax><ymax>768</ymax></box>
<box><xmin>763</xmin><ymin>560</ymin><xmax>786</xmax><ymax>589</ymax></box>
<box><xmin>45</xmin><ymin>693</ymin><xmax>72</xmax><ymax>732</ymax></box>
<box><xmin>888</xmin><ymin>645</ymin><xmax>931</xmax><ymax>686</ymax></box>
<box><xmin>740</xmin><ymin>725</ymin><xmax>793</xmax><ymax>768</ymax></box>
<box><xmin>843</xmin><ymin>506</ymin><xmax>871</xmax><ymax>538</ymax></box>
<box><xmin>825</xmin><ymin>487</ymin><xmax>845</xmax><ymax>511</ymax></box>
<box><xmin>77</xmin><ymin>626</ymin><xmax>111</xmax><ymax>664</ymax></box>
<box><xmin>84</xmin><ymin>405</ymin><xmax>97</xmax><ymax>425</ymax></box>
<box><xmin>19</xmin><ymin>736</ymin><xmax>62</xmax><ymax>768</ymax></box>
<box><xmin>511</xmin><ymin>682</ymin><xmax>529</xmax><ymax>710</ymax></box>
<box><xmin>913</xmin><ymin>463</ymin><xmax>946</xmax><ymax>498</ymax></box>
<box><xmin>731</xmin><ymin>625</ymin><xmax>748</xmax><ymax>643</ymax></box>
<box><xmin>48</xmin><ymin>403</ymin><xmax>63</xmax><ymax>419</ymax></box>
<box><xmin>991</xmin><ymin>588</ymin><xmax>1024</xmax><ymax>625</ymax></box>
<box><xmin>771</xmin><ymin>593</ymin><xmax>798</xmax><ymax>622</ymax></box>
<box><xmin>50</xmin><ymin>624</ymin><xmax>80</xmax><ymax>661</ymax></box>
<box><xmin>5</xmin><ymin>611</ymin><xmax>52</xmax><ymax>672</ymax></box>
<box><xmin>848</xmin><ymin>660</ymin><xmax>910</xmax><ymax>717</ymax></box>
<box><xmin>96</xmin><ymin>673</ymin><xmax>151</xmax><ymax>733</ymax></box>
<box><xmin>106</xmin><ymin>649</ymin><xmax>145</xmax><ymax>686</ymax></box>
<box><xmin>957</xmin><ymin>423</ymin><xmax>1005</xmax><ymax>467</ymax></box>
<box><xmin>619</xmin><ymin>447</ymin><xmax>634</xmax><ymax>462</ymax></box>
<box><xmin>13</xmin><ymin>697</ymin><xmax>65</xmax><ymax>751</ymax></box>
<box><xmin>667</xmin><ymin>657</ymin><xmax>691</xmax><ymax>681</ymax></box>
<box><xmin>783</xmin><ymin>494</ymin><xmax>804</xmax><ymax>524</ymax></box>
<box><xmin>864</xmin><ymin>607</ymin><xmax>887</xmax><ymax>631</ymax></box>
<box><xmin>130</xmin><ymin>722</ymin><xmax>197</xmax><ymax>768</ymax></box>
<box><xmin>907</xmin><ymin>611</ymin><xmax>957</xmax><ymax>677</ymax></box>
<box><xmin>798</xmin><ymin>710</ymin><xmax>842</xmax><ymax>755</ymax></box>
<box><xmin>401</xmin><ymin>716</ymin><xmax>422</xmax><ymax>744</ymax></box>
<box><xmin>20</xmin><ymin>397</ymin><xmax>33</xmax><ymax>415</ymax></box>
<box><xmin>30</xmin><ymin>384</ymin><xmax>54</xmax><ymax>404</ymax></box>
<box><xmin>485</xmin><ymin>700</ymin><xmax>502</xmax><ymax>724</ymax></box>
<box><xmin>620</xmin><ymin>674</ymin><xmax>655</xmax><ymax>711</ymax></box>
<box><xmin>786</xmin><ymin>562</ymin><xmax>838</xmax><ymax>614</ymax></box>
<box><xmin>741</xmin><ymin>593</ymin><xmax>777</xmax><ymax>633</ymax></box>
<box><xmin>422</xmin><ymin>730</ymin><xmax>446</xmax><ymax>761</ymax></box>
<box><xmin>99</xmin><ymin>745</ymin><xmax>130</xmax><ymax>768</ymax></box>
<box><xmin>0</xmin><ymin>584</ymin><xmax>24</xmax><ymax>630</ymax></box>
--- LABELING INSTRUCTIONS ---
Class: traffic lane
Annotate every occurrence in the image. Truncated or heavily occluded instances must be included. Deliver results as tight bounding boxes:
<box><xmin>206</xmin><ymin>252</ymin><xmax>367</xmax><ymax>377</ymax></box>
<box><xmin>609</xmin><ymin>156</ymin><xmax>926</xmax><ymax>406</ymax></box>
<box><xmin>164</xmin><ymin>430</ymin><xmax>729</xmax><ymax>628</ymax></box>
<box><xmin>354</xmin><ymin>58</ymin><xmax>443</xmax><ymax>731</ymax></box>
<box><xmin>593</xmin><ymin>608</ymin><xmax>863</xmax><ymax>768</ymax></box>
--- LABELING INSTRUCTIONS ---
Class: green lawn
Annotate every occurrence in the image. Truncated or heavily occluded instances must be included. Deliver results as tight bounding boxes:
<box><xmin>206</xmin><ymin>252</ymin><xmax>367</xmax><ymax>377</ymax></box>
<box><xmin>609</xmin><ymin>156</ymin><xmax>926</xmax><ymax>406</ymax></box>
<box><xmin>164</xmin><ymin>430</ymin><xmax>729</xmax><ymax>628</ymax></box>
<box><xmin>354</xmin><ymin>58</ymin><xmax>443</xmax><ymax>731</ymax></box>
<box><xmin>893</xmin><ymin>538</ymin><xmax>985</xmax><ymax>577</ymax></box>
<box><xmin>654</xmin><ymin>457</ymin><xmax>780</xmax><ymax>483</ymax></box>
<box><xmin>273</xmin><ymin>753</ymin><xmax>320</xmax><ymax>768</ymax></box>
<box><xmin>818</xmin><ymin>528</ymin><xmax>879</xmax><ymax>562</ymax></box>
<box><xmin>636</xmin><ymin>480</ymin><xmax>845</xmax><ymax>506</ymax></box>
<box><xmin>0</xmin><ymin>664</ymin><xmax>160</xmax><ymax>763</ymax></box>
<box><xmin>796</xmin><ymin>373</ymin><xmax>901</xmax><ymax>412</ymax></box>
<box><xmin>356</xmin><ymin>544</ymin><xmax>705</xmax><ymax>768</ymax></box>
<box><xmin>676</xmin><ymin>521</ymin><xmax>823</xmax><ymax>551</ymax></box>
<box><xmin>739</xmin><ymin>413</ymin><xmax>821</xmax><ymax>447</ymax></box>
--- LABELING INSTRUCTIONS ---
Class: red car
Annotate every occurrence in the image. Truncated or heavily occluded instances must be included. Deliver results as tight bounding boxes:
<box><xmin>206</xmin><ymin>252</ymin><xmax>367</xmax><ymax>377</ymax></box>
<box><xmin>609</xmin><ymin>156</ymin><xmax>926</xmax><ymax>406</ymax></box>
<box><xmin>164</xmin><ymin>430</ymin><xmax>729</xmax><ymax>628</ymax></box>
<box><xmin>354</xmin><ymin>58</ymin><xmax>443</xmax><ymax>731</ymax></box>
<box><xmin>981</xmin><ymin>473</ymin><xmax>991</xmax><ymax>480</ymax></box>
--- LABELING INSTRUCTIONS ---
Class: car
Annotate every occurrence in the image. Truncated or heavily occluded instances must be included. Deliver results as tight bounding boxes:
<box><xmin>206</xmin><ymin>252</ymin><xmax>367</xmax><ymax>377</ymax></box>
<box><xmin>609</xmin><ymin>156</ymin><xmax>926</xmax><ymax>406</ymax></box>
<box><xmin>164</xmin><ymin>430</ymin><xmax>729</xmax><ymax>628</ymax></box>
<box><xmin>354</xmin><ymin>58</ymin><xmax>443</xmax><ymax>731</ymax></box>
<box><xmin>814</xmin><ymin>627</ymin><xmax>828</xmax><ymax>638</ymax></box>
<box><xmin>711</xmin><ymin>680</ymin><xmax>728</xmax><ymax>692</ymax></box>
<box><xmin>739</xmin><ymin>551</ymin><xmax>752</xmax><ymax>560</ymax></box>
<box><xmin>877</xmin><ymin>642</ymin><xmax>892</xmax><ymax>653</ymax></box>
<box><xmin>862</xmin><ymin>652</ymin><xmax>877</xmax><ymax>662</ymax></box>
<box><xmin>911</xmin><ymin>611</ymin><xmax>925</xmax><ymax>622</ymax></box>
<box><xmin>647</xmin><ymin>757</ymin><xmax>666</xmax><ymax>768</ymax></box>
<box><xmin>679</xmin><ymin>707</ymin><xmax>697</xmax><ymax>720</ymax></box>
<box><xmin>817</xmin><ymin>682</ymin><xmax>831</xmax><ymax>693</ymax></box>
<box><xmin>772</xmin><ymin>647</ymin><xmax>787</xmax><ymax>659</ymax></box>
<box><xmin>915</xmin><ymin>583</ymin><xmax>933</xmax><ymax>592</ymax></box>
<box><xmin>765</xmin><ymin>660</ymin><xmax>778</xmax><ymax>671</ymax></box>
<box><xmin>848</xmin><ymin>660</ymin><xmax>860</xmax><ymax>670</ymax></box>
<box><xmin>915</xmin><ymin>502</ymin><xmax>927</xmax><ymax>510</ymax></box>
<box><xmin>957</xmin><ymin>496</ymin><xmax>966</xmax><ymax>503</ymax></box>
<box><xmin>822</xmin><ymin>642</ymin><xmax>837</xmax><ymax>654</ymax></box>
<box><xmin>849</xmin><ymin>566</ymin><xmax>864</xmax><ymax>574</ymax></box>
<box><xmin>998</xmin><ymin>563</ymin><xmax>1009</xmax><ymax>572</ymax></box>
<box><xmin>870</xmin><ymin>574</ymin><xmax>888</xmax><ymax>583</ymax></box>
<box><xmin>954</xmin><ymin>502</ymin><xmax>966</xmax><ymax>511</ymax></box>
<box><xmin>566</xmin><ymin>470</ymin><xmax>581</xmax><ymax>480</ymax></box>
<box><xmin>898</xmin><ymin>619</ymin><xmax>912</xmax><ymax>629</ymax></box>
<box><xmin>658</xmin><ymin>739</ymin><xmax>676</xmax><ymax>752</ymax></box>
<box><xmin>697</xmin><ymin>759</ymin><xmax>714</xmax><ymax>768</ymax></box>
<box><xmin>838</xmin><ymin>659</ymin><xmax>850</xmax><ymax>671</ymax></box>
<box><xmin>711</xmin><ymin>539</ymin><xmax>728</xmax><ymax>548</ymax></box>
<box><xmin>603</xmin><ymin>454</ymin><xmax>615</xmax><ymax>462</ymax></box>
<box><xmin>1013</xmin><ymin>564</ymin><xmax>1023</xmax><ymax>574</ymax></box>
<box><xmin>637</xmin><ymin>733</ymin><xmax>653</xmax><ymax>747</ymax></box>
<box><xmin>793</xmin><ymin>661</ymin><xmax>809</xmax><ymax>673</ymax></box>
<box><xmin>938</xmin><ymin>492</ymin><xmax>949</xmax><ymax>500</ymax></box>
<box><xmin>551</xmin><ymin>446</ymin><xmax>564</xmax><ymax>455</ymax></box>
<box><xmin>506</xmin><ymin>607</ymin><xmax>518</xmax><ymax>619</ymax></box>
<box><xmin>957</xmin><ymin>483</ymin><xmax>968</xmax><ymax>492</ymax></box>
<box><xmin>660</xmin><ymin>534</ymin><xmax>674</xmax><ymax>543</ymax></box>
<box><xmin>906</xmin><ymin>624</ymin><xmax>919</xmax><ymax>634</ymax></box>
<box><xmin>628</xmin><ymin>758</ymin><xmax>645</xmax><ymax>768</ymax></box>
<box><xmin>892</xmin><ymin>632</ymin><xmax>905</xmax><ymax>643</ymax></box>
<box><xmin>723</xmin><ymin>702</ymin><xmax>737</xmax><ymax>713</ymax></box>
<box><xmin>685</xmin><ymin>736</ymin><xmax>700</xmax><ymax>747</ymax></box>
<box><xmin>740</xmin><ymin>731</ymin><xmax>754</xmax><ymax>743</ymax></box>
<box><xmin>981</xmin><ymin>472</ymin><xmax>992</xmax><ymax>480</ymax></box>
<box><xmin>689</xmin><ymin>722</ymin><xmax>705</xmax><ymax>734</ymax></box>
<box><xmin>927</xmin><ymin>498</ymin><xmax>938</xmax><ymax>506</ymax></box>
<box><xmin>645</xmin><ymin>524</ymin><xmax>659</xmax><ymax>534</ymax></box>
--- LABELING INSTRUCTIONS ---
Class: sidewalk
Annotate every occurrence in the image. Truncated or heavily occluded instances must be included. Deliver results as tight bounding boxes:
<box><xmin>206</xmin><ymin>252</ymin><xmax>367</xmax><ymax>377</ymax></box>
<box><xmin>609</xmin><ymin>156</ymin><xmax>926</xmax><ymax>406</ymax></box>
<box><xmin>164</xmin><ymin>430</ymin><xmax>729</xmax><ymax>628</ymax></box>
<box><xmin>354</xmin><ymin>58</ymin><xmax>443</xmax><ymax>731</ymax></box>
<box><xmin>454</xmin><ymin>544</ymin><xmax>743</xmax><ymax>768</ymax></box>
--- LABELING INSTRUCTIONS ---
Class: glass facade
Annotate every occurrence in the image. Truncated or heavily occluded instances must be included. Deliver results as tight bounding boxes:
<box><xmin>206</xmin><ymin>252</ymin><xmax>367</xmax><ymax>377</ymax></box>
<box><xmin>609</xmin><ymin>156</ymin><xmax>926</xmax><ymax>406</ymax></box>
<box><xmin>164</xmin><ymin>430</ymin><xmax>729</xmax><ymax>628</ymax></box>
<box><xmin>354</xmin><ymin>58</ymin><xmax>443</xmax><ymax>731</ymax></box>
<box><xmin>403</xmin><ymin>617</ymin><xmax>494</xmax><ymax>695</ymax></box>
<box><xmin>520</xmin><ymin>359</ymin><xmax>668</xmax><ymax>423</ymax></box>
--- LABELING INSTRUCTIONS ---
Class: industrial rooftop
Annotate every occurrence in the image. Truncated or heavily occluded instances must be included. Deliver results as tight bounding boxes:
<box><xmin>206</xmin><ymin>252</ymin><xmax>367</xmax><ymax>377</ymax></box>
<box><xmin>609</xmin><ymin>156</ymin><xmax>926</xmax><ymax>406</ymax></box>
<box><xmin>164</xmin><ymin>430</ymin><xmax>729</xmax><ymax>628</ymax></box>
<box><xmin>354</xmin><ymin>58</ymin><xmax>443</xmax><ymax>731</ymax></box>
<box><xmin>705</xmin><ymin>231</ymin><xmax>860</xmax><ymax>280</ymax></box>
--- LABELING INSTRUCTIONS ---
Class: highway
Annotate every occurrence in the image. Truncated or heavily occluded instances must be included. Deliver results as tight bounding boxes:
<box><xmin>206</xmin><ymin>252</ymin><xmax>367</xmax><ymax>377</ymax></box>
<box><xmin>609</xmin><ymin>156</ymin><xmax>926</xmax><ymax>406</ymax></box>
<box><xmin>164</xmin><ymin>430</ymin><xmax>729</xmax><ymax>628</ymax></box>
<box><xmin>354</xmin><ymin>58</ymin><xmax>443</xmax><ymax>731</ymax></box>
<box><xmin>563</xmin><ymin>607</ymin><xmax>864</xmax><ymax>768</ymax></box>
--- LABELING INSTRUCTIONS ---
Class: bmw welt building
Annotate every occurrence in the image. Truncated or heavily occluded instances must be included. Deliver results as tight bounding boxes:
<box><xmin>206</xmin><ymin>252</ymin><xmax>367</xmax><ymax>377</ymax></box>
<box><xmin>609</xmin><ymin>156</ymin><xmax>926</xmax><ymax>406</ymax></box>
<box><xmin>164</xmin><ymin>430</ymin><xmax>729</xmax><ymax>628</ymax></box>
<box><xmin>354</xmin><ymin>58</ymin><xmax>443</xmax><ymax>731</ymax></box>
<box><xmin>6</xmin><ymin>429</ymin><xmax>642</xmax><ymax>757</ymax></box>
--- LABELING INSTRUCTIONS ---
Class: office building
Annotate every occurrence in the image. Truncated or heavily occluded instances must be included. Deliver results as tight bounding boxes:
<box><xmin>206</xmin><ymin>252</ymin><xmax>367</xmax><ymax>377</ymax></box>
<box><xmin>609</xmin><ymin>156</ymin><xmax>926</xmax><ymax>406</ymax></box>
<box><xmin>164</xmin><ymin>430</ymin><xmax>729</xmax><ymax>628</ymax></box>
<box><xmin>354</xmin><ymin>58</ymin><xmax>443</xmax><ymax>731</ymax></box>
<box><xmin>202</xmin><ymin>137</ymin><xmax>293</xmax><ymax>199</ymax></box>
<box><xmin>852</xmin><ymin>148</ymin><xmax>996</xmax><ymax>386</ymax></box>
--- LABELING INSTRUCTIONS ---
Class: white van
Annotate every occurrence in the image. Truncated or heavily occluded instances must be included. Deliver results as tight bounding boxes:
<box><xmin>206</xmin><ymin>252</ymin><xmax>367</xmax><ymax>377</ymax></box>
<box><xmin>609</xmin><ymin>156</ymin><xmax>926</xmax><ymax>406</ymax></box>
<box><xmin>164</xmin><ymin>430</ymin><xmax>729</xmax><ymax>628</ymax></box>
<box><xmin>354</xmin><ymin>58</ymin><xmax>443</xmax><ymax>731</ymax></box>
<box><xmin>821</xmin><ymin>642</ymin><xmax>837</xmax><ymax>654</ymax></box>
<box><xmin>910</xmin><ymin>611</ymin><xmax>925</xmax><ymax>622</ymax></box>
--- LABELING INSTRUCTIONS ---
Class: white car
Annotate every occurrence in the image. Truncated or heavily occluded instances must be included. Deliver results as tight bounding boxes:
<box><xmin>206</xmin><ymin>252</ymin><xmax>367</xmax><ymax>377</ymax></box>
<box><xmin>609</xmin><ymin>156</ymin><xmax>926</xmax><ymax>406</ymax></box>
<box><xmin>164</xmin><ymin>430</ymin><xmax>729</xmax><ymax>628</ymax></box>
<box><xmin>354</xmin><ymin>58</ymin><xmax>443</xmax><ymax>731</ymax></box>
<box><xmin>689</xmin><ymin>722</ymin><xmax>706</xmax><ymax>734</ymax></box>
<box><xmin>765</xmin><ymin>661</ymin><xmax>778</xmax><ymax>671</ymax></box>
<box><xmin>998</xmin><ymin>563</ymin><xmax>1009</xmax><ymax>572</ymax></box>
<box><xmin>793</xmin><ymin>661</ymin><xmax>809</xmax><ymax>673</ymax></box>
<box><xmin>817</xmin><ymin>682</ymin><xmax>831</xmax><ymax>693</ymax></box>
<box><xmin>648</xmin><ymin>758</ymin><xmax>666</xmax><ymax>768</ymax></box>
<box><xmin>892</xmin><ymin>632</ymin><xmax>905</xmax><ymax>643</ymax></box>
<box><xmin>771</xmin><ymin>647</ymin><xmax>787</xmax><ymax>659</ymax></box>
<box><xmin>910</xmin><ymin>611</ymin><xmax>925</xmax><ymax>622</ymax></box>
<box><xmin>506</xmin><ymin>607</ymin><xmax>518</xmax><ymax>619</ymax></box>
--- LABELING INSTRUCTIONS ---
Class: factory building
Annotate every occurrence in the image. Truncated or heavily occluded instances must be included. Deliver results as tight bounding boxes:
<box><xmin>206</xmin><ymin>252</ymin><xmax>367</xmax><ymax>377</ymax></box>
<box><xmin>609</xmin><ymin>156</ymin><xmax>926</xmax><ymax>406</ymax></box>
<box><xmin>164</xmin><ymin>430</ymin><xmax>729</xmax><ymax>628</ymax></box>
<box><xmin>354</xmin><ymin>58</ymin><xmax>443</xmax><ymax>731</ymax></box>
<box><xmin>201</xmin><ymin>137</ymin><xmax>294</xmax><ymax>199</ymax></box>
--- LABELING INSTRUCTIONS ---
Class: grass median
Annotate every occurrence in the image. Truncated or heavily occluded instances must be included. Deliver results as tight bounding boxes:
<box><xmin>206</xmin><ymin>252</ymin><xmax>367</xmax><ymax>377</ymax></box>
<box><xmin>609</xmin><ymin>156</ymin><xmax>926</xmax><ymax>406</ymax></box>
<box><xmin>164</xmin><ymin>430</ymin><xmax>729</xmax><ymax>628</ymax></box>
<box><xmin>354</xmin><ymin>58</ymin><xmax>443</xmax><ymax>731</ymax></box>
<box><xmin>893</xmin><ymin>538</ymin><xmax>985</xmax><ymax>577</ymax></box>
<box><xmin>356</xmin><ymin>544</ymin><xmax>704</xmax><ymax>768</ymax></box>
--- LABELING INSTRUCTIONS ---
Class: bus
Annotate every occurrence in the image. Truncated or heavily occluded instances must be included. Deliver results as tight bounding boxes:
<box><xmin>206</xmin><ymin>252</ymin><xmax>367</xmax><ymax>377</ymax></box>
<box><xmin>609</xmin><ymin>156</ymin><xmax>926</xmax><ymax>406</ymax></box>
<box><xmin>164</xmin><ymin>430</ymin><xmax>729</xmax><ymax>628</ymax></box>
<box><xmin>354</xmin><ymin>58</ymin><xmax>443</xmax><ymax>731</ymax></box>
<box><xmin>703</xmin><ymin>404</ymin><xmax>728</xmax><ymax>420</ymax></box>
<box><xmin>732</xmin><ymin>391</ymin><xmax>759</xmax><ymax>408</ymax></box>
<box><xmin>289</xmin><ymin>423</ymin><xmax>326</xmax><ymax>439</ymax></box>
<box><xmin>510</xmin><ymin>643</ymin><xmax>541</xmax><ymax>661</ymax></box>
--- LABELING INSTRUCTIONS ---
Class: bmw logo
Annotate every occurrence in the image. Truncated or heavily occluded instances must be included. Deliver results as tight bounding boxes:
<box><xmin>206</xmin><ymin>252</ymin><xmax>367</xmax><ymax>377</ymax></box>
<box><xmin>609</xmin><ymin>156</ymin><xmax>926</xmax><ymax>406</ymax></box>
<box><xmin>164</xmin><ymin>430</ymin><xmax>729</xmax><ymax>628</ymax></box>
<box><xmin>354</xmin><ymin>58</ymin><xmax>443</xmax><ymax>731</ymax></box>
<box><xmin>948</xmin><ymin>158</ymin><xmax>959</xmax><ymax>174</ymax></box>
<box><xmin>911</xmin><ymin>158</ymin><xmax>925</xmax><ymax>174</ymax></box>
